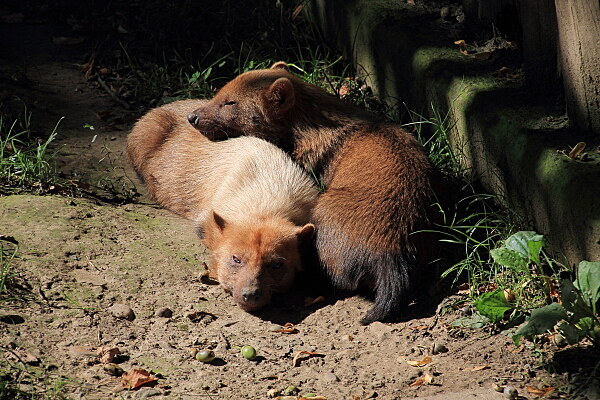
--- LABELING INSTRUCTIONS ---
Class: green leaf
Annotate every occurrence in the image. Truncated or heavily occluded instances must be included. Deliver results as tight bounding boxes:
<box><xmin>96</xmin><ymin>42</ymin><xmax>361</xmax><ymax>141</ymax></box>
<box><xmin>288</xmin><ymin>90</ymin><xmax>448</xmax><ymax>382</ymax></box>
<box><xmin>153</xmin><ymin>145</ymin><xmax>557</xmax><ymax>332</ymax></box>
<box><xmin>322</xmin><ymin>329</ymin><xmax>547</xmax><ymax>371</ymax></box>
<box><xmin>575</xmin><ymin>261</ymin><xmax>600</xmax><ymax>312</ymax></box>
<box><xmin>561</xmin><ymin>279</ymin><xmax>596</xmax><ymax>320</ymax></box>
<box><xmin>576</xmin><ymin>317</ymin><xmax>597</xmax><ymax>333</ymax></box>
<box><xmin>452</xmin><ymin>312</ymin><xmax>491</xmax><ymax>329</ymax></box>
<box><xmin>516</xmin><ymin>303</ymin><xmax>567</xmax><ymax>337</ymax></box>
<box><xmin>490</xmin><ymin>248</ymin><xmax>528</xmax><ymax>271</ymax></box>
<box><xmin>474</xmin><ymin>290</ymin><xmax>514</xmax><ymax>323</ymax></box>
<box><xmin>512</xmin><ymin>334</ymin><xmax>521</xmax><ymax>347</ymax></box>
<box><xmin>557</xmin><ymin>321</ymin><xmax>586</xmax><ymax>345</ymax></box>
<box><xmin>505</xmin><ymin>231</ymin><xmax>544</xmax><ymax>264</ymax></box>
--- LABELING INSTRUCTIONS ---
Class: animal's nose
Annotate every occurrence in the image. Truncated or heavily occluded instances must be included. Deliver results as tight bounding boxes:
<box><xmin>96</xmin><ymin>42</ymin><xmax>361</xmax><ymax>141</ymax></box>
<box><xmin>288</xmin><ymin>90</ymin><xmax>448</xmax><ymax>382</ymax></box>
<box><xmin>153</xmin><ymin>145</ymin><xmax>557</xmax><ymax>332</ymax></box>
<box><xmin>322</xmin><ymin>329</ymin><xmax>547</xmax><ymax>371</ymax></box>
<box><xmin>241</xmin><ymin>285</ymin><xmax>262</xmax><ymax>304</ymax></box>
<box><xmin>187</xmin><ymin>113</ymin><xmax>199</xmax><ymax>125</ymax></box>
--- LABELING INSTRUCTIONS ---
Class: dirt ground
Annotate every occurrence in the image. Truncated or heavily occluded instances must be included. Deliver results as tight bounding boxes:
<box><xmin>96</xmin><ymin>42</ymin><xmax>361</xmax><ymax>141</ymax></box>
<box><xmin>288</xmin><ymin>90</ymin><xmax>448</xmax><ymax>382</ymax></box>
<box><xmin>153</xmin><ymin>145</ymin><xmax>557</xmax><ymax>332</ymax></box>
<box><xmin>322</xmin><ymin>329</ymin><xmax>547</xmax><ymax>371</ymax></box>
<box><xmin>0</xmin><ymin>8</ymin><xmax>591</xmax><ymax>400</ymax></box>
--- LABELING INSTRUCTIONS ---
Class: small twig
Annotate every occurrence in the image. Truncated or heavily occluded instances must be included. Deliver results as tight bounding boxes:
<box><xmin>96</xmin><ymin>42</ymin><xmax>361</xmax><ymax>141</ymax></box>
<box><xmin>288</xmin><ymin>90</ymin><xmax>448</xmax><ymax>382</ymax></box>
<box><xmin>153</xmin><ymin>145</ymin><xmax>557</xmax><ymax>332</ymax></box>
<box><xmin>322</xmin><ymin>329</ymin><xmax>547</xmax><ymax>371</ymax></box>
<box><xmin>87</xmin><ymin>255</ymin><xmax>103</xmax><ymax>272</ymax></box>
<box><xmin>96</xmin><ymin>75</ymin><xmax>131</xmax><ymax>109</ymax></box>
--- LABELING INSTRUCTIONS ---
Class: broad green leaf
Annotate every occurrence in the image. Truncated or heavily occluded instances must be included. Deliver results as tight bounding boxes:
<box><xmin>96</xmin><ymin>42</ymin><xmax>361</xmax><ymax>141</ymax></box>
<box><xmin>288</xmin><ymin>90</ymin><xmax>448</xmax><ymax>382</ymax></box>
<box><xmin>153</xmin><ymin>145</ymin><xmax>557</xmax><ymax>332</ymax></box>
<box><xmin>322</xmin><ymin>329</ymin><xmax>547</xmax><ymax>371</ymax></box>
<box><xmin>557</xmin><ymin>321</ymin><xmax>586</xmax><ymax>345</ymax></box>
<box><xmin>561</xmin><ymin>279</ymin><xmax>596</xmax><ymax>320</ymax></box>
<box><xmin>560</xmin><ymin>279</ymin><xmax>577</xmax><ymax>313</ymax></box>
<box><xmin>490</xmin><ymin>248</ymin><xmax>528</xmax><ymax>271</ymax></box>
<box><xmin>474</xmin><ymin>290</ymin><xmax>514</xmax><ymax>323</ymax></box>
<box><xmin>505</xmin><ymin>231</ymin><xmax>544</xmax><ymax>264</ymax></box>
<box><xmin>515</xmin><ymin>303</ymin><xmax>567</xmax><ymax>336</ymax></box>
<box><xmin>576</xmin><ymin>317</ymin><xmax>597</xmax><ymax>332</ymax></box>
<box><xmin>527</xmin><ymin>240</ymin><xmax>544</xmax><ymax>265</ymax></box>
<box><xmin>452</xmin><ymin>312</ymin><xmax>491</xmax><ymax>329</ymax></box>
<box><xmin>575</xmin><ymin>261</ymin><xmax>600</xmax><ymax>312</ymax></box>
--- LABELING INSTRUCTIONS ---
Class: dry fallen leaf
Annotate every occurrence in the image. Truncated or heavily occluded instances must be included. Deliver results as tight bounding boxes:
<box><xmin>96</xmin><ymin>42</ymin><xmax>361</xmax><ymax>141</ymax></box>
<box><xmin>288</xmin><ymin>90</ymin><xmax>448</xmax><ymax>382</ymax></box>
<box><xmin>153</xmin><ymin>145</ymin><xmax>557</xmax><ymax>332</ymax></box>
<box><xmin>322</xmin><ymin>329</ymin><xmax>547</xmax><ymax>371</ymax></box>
<box><xmin>186</xmin><ymin>310</ymin><xmax>217</xmax><ymax>323</ymax></box>
<box><xmin>465</xmin><ymin>365</ymin><xmax>490</xmax><ymax>372</ymax></box>
<box><xmin>409</xmin><ymin>372</ymin><xmax>434</xmax><ymax>386</ymax></box>
<box><xmin>526</xmin><ymin>386</ymin><xmax>555</xmax><ymax>397</ymax></box>
<box><xmin>292</xmin><ymin>350</ymin><xmax>325</xmax><ymax>367</ymax></box>
<box><xmin>568</xmin><ymin>142</ymin><xmax>586</xmax><ymax>159</ymax></box>
<box><xmin>338</xmin><ymin>84</ymin><xmax>350</xmax><ymax>98</ymax></box>
<box><xmin>496</xmin><ymin>66</ymin><xmax>512</xmax><ymax>78</ymax></box>
<box><xmin>121</xmin><ymin>369</ymin><xmax>158</xmax><ymax>390</ymax></box>
<box><xmin>273</xmin><ymin>322</ymin><xmax>299</xmax><ymax>334</ymax></box>
<box><xmin>454</xmin><ymin>39</ymin><xmax>467</xmax><ymax>49</ymax></box>
<box><xmin>406</xmin><ymin>356</ymin><xmax>433</xmax><ymax>367</ymax></box>
<box><xmin>456</xmin><ymin>283</ymin><xmax>470</xmax><ymax>295</ymax></box>
<box><xmin>504</xmin><ymin>289</ymin><xmax>516</xmax><ymax>303</ymax></box>
<box><xmin>11</xmin><ymin>349</ymin><xmax>40</xmax><ymax>365</ymax></box>
<box><xmin>411</xmin><ymin>325</ymin><xmax>428</xmax><ymax>330</ymax></box>
<box><xmin>81</xmin><ymin>52</ymin><xmax>95</xmax><ymax>79</ymax></box>
<box><xmin>511</xmin><ymin>344</ymin><xmax>525</xmax><ymax>353</ymax></box>
<box><xmin>97</xmin><ymin>346</ymin><xmax>121</xmax><ymax>364</ymax></box>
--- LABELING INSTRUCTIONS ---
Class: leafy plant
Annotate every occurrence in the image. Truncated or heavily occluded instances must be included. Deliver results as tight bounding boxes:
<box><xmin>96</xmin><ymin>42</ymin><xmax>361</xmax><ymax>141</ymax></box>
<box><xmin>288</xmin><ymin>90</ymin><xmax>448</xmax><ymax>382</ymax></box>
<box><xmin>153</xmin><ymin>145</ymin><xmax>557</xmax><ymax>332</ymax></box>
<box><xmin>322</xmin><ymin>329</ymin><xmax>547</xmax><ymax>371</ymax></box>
<box><xmin>514</xmin><ymin>260</ymin><xmax>600</xmax><ymax>347</ymax></box>
<box><xmin>450</xmin><ymin>231</ymin><xmax>563</xmax><ymax>330</ymax></box>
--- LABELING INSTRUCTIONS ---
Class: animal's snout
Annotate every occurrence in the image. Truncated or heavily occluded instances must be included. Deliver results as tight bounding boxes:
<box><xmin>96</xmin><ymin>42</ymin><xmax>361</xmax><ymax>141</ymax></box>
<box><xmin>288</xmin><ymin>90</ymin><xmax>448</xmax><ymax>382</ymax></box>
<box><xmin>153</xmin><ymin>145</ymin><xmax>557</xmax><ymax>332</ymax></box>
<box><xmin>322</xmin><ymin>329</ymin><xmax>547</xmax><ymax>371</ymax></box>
<box><xmin>187</xmin><ymin>113</ymin><xmax>199</xmax><ymax>126</ymax></box>
<box><xmin>241</xmin><ymin>285</ymin><xmax>263</xmax><ymax>304</ymax></box>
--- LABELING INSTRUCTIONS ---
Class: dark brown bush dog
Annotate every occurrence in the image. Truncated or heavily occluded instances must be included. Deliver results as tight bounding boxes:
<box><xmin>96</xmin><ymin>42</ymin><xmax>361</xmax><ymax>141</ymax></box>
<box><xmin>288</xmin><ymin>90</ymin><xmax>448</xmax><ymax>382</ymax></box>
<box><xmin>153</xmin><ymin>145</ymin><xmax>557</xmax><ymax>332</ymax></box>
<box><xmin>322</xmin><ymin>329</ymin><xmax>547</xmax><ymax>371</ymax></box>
<box><xmin>127</xmin><ymin>99</ymin><xmax>317</xmax><ymax>312</ymax></box>
<box><xmin>187</xmin><ymin>63</ymin><xmax>433</xmax><ymax>324</ymax></box>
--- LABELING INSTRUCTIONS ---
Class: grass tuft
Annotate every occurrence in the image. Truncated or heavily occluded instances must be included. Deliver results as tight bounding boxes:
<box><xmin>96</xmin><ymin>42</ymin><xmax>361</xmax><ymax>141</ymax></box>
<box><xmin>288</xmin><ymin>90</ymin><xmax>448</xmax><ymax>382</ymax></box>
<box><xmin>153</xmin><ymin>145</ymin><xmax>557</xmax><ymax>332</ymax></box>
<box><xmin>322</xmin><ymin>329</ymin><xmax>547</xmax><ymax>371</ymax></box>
<box><xmin>0</xmin><ymin>105</ymin><xmax>61</xmax><ymax>193</ymax></box>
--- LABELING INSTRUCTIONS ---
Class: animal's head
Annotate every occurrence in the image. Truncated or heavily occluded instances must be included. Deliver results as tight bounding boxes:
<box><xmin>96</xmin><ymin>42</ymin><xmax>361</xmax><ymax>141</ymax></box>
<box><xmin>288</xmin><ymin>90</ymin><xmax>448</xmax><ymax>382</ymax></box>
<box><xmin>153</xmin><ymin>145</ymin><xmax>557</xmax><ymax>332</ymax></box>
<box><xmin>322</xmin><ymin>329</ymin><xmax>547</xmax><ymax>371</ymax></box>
<box><xmin>206</xmin><ymin>211</ymin><xmax>314</xmax><ymax>312</ymax></box>
<box><xmin>187</xmin><ymin>62</ymin><xmax>298</xmax><ymax>141</ymax></box>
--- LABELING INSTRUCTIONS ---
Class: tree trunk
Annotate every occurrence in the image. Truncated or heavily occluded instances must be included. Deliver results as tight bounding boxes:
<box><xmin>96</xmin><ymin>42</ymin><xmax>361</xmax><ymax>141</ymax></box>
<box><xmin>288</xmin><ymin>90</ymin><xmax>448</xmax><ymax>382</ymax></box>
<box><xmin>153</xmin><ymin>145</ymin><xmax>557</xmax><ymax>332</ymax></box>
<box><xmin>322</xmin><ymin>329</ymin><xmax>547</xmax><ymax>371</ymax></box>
<box><xmin>554</xmin><ymin>0</ymin><xmax>600</xmax><ymax>134</ymax></box>
<box><xmin>519</xmin><ymin>0</ymin><xmax>558</xmax><ymax>94</ymax></box>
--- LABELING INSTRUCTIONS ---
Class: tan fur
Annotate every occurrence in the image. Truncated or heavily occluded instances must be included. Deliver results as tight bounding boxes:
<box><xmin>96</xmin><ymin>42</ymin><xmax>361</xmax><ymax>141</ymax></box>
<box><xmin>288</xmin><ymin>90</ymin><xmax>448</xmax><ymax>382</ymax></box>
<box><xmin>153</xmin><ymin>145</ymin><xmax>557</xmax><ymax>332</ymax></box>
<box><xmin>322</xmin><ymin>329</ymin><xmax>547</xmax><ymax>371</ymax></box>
<box><xmin>127</xmin><ymin>99</ymin><xmax>318</xmax><ymax>311</ymax></box>
<box><xmin>188</xmin><ymin>64</ymin><xmax>433</xmax><ymax>324</ymax></box>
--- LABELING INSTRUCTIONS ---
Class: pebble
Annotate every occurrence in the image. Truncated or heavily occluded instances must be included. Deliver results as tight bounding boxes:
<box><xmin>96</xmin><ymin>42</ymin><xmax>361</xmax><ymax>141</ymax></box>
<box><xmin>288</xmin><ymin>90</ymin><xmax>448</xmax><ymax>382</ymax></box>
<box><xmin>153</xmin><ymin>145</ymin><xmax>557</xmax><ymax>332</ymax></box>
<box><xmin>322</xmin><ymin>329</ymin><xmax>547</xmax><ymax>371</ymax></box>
<box><xmin>154</xmin><ymin>307</ymin><xmax>173</xmax><ymax>318</ymax></box>
<box><xmin>266</xmin><ymin>388</ymin><xmax>280</xmax><ymax>398</ymax></box>
<box><xmin>431</xmin><ymin>343</ymin><xmax>448</xmax><ymax>355</ymax></box>
<box><xmin>503</xmin><ymin>386</ymin><xmax>518</xmax><ymax>399</ymax></box>
<box><xmin>109</xmin><ymin>304</ymin><xmax>135</xmax><ymax>321</ymax></box>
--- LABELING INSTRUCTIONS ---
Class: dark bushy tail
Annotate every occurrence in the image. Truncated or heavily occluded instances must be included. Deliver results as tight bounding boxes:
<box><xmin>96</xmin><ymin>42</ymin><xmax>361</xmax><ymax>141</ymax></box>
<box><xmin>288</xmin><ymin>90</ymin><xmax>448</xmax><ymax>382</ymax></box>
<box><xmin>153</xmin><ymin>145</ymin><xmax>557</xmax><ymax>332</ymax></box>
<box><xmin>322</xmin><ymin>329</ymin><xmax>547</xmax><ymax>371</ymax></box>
<box><xmin>359</xmin><ymin>251</ymin><xmax>412</xmax><ymax>325</ymax></box>
<box><xmin>315</xmin><ymin>225</ymin><xmax>413</xmax><ymax>325</ymax></box>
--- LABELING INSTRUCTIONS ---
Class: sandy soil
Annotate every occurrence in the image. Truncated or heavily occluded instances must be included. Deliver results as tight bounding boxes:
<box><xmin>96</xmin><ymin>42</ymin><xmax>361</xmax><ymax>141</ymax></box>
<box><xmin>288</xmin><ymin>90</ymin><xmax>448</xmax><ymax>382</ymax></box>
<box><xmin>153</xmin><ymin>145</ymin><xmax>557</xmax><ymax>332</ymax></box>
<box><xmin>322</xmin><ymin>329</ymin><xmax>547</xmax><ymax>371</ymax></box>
<box><xmin>0</xmin><ymin>8</ymin><xmax>590</xmax><ymax>400</ymax></box>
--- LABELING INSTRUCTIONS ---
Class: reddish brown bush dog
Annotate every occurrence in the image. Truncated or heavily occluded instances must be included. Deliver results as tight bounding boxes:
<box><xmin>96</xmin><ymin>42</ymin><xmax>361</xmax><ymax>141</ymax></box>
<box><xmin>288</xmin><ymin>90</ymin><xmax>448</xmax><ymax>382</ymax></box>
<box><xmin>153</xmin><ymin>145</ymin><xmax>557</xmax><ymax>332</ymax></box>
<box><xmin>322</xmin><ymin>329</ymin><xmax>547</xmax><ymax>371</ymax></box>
<box><xmin>187</xmin><ymin>63</ymin><xmax>433</xmax><ymax>324</ymax></box>
<box><xmin>127</xmin><ymin>99</ymin><xmax>318</xmax><ymax>312</ymax></box>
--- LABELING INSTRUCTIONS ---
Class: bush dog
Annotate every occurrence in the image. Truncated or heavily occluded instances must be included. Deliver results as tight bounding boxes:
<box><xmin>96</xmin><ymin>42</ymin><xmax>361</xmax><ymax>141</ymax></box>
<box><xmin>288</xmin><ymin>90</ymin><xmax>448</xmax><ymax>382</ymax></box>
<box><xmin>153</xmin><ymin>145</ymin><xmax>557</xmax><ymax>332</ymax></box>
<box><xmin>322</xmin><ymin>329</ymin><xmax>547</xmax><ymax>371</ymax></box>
<box><xmin>127</xmin><ymin>99</ymin><xmax>318</xmax><ymax>312</ymax></box>
<box><xmin>187</xmin><ymin>63</ymin><xmax>433</xmax><ymax>324</ymax></box>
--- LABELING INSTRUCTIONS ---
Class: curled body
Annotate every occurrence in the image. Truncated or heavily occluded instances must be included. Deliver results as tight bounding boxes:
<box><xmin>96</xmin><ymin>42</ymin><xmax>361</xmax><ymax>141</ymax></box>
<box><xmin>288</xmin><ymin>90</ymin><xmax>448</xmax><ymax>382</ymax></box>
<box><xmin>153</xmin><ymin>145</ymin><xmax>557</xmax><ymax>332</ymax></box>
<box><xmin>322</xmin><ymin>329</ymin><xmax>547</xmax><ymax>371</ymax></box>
<box><xmin>188</xmin><ymin>63</ymin><xmax>433</xmax><ymax>324</ymax></box>
<box><xmin>127</xmin><ymin>99</ymin><xmax>318</xmax><ymax>311</ymax></box>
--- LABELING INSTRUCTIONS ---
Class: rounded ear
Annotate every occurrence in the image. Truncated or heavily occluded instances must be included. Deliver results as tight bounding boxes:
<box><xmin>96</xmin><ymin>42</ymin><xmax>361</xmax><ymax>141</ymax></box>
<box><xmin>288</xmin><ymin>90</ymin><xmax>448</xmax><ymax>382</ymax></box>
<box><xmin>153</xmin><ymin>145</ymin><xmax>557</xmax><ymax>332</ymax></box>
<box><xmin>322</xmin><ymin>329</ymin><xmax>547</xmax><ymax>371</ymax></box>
<box><xmin>265</xmin><ymin>77</ymin><xmax>295</xmax><ymax>113</ymax></box>
<box><xmin>296</xmin><ymin>223</ymin><xmax>315</xmax><ymax>241</ymax></box>
<box><xmin>270</xmin><ymin>61</ymin><xmax>290</xmax><ymax>72</ymax></box>
<box><xmin>212</xmin><ymin>211</ymin><xmax>227</xmax><ymax>232</ymax></box>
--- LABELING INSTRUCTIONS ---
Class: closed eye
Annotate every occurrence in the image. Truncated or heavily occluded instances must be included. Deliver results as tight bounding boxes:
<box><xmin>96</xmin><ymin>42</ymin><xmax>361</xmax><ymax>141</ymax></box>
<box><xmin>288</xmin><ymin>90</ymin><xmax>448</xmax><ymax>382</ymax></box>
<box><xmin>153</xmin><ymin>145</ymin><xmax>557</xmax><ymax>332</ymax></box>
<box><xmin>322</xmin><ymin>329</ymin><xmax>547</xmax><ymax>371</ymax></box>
<box><xmin>271</xmin><ymin>262</ymin><xmax>283</xmax><ymax>270</ymax></box>
<box><xmin>224</xmin><ymin>101</ymin><xmax>237</xmax><ymax>106</ymax></box>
